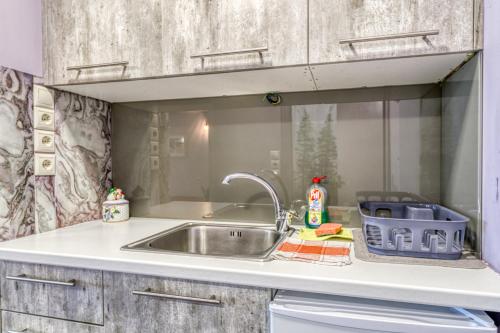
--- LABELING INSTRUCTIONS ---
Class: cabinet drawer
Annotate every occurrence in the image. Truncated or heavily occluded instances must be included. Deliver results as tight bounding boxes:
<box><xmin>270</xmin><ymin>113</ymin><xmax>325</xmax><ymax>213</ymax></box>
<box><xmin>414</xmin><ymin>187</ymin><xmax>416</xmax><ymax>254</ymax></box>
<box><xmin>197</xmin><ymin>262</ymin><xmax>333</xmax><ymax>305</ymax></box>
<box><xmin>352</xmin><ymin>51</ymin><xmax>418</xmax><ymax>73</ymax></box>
<box><xmin>1</xmin><ymin>262</ymin><xmax>103</xmax><ymax>325</ymax></box>
<box><xmin>309</xmin><ymin>0</ymin><xmax>474</xmax><ymax>64</ymax></box>
<box><xmin>2</xmin><ymin>311</ymin><xmax>103</xmax><ymax>333</ymax></box>
<box><xmin>104</xmin><ymin>272</ymin><xmax>271</xmax><ymax>333</ymax></box>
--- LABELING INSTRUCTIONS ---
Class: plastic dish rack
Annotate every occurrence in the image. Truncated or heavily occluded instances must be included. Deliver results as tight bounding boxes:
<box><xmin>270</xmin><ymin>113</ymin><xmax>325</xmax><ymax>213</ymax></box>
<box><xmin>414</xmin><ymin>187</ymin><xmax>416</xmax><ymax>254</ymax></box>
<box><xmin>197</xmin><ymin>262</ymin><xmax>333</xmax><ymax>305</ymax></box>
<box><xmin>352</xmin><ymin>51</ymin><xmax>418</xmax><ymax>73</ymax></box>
<box><xmin>359</xmin><ymin>201</ymin><xmax>469</xmax><ymax>259</ymax></box>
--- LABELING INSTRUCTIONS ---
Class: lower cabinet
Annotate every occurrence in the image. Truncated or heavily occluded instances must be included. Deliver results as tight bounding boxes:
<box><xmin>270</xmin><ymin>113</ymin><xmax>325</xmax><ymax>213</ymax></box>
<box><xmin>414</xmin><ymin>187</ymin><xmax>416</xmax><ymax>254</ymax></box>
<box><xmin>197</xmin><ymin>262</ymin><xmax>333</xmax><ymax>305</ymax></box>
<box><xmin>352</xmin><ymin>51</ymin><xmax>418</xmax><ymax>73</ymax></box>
<box><xmin>0</xmin><ymin>261</ymin><xmax>272</xmax><ymax>332</ymax></box>
<box><xmin>2</xmin><ymin>311</ymin><xmax>104</xmax><ymax>333</ymax></box>
<box><xmin>103</xmin><ymin>272</ymin><xmax>272</xmax><ymax>333</ymax></box>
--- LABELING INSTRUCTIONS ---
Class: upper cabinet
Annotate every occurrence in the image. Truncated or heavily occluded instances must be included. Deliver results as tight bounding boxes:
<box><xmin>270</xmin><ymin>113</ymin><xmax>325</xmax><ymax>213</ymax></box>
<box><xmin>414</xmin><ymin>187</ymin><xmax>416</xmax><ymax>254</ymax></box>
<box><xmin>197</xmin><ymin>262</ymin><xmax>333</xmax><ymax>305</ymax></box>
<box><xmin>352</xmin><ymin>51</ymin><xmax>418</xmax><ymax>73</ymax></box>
<box><xmin>309</xmin><ymin>0</ymin><xmax>475</xmax><ymax>64</ymax></box>
<box><xmin>42</xmin><ymin>0</ymin><xmax>163</xmax><ymax>85</ymax></box>
<box><xmin>41</xmin><ymin>0</ymin><xmax>308</xmax><ymax>86</ymax></box>
<box><xmin>163</xmin><ymin>0</ymin><xmax>308</xmax><ymax>75</ymax></box>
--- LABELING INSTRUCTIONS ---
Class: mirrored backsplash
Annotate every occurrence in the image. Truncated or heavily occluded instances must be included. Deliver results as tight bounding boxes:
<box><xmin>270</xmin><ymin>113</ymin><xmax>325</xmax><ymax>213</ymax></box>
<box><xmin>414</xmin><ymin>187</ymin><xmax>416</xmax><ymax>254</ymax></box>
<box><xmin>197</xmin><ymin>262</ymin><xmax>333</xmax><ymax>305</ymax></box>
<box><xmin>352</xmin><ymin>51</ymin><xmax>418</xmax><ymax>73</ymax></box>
<box><xmin>112</xmin><ymin>85</ymin><xmax>448</xmax><ymax>226</ymax></box>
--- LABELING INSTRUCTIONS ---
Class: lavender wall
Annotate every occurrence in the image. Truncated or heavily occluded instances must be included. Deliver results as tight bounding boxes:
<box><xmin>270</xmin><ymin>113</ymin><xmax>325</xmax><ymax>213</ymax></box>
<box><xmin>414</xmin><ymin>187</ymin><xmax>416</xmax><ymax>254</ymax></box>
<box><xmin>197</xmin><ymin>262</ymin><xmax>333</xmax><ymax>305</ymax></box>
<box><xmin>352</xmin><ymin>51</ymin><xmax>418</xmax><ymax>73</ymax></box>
<box><xmin>0</xmin><ymin>0</ymin><xmax>42</xmax><ymax>77</ymax></box>
<box><xmin>483</xmin><ymin>0</ymin><xmax>500</xmax><ymax>273</ymax></box>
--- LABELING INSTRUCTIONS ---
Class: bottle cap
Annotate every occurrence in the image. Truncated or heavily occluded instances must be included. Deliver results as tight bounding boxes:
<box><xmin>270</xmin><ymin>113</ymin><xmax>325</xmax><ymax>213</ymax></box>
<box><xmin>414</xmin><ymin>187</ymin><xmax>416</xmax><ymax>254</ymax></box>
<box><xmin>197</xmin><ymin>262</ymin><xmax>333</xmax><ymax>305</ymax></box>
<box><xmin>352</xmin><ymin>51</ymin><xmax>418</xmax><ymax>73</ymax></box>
<box><xmin>312</xmin><ymin>176</ymin><xmax>327</xmax><ymax>184</ymax></box>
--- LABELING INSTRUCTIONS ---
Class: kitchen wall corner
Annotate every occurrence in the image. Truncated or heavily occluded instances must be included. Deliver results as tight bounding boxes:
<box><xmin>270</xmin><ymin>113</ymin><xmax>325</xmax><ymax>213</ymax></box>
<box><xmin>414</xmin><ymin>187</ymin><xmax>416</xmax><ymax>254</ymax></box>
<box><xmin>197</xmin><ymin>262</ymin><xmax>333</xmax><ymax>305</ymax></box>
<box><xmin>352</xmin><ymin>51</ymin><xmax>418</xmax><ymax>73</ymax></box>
<box><xmin>0</xmin><ymin>67</ymin><xmax>35</xmax><ymax>241</ymax></box>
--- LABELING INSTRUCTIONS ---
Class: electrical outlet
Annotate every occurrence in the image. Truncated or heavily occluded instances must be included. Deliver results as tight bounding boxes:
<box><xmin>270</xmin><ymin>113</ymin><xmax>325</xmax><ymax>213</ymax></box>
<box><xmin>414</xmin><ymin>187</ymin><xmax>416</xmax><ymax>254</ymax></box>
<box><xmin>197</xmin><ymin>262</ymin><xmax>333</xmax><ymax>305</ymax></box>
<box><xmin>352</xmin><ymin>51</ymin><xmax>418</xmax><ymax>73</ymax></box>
<box><xmin>151</xmin><ymin>156</ymin><xmax>160</xmax><ymax>170</ymax></box>
<box><xmin>34</xmin><ymin>107</ymin><xmax>55</xmax><ymax>131</ymax></box>
<box><xmin>150</xmin><ymin>141</ymin><xmax>159</xmax><ymax>156</ymax></box>
<box><xmin>34</xmin><ymin>130</ymin><xmax>55</xmax><ymax>153</ymax></box>
<box><xmin>35</xmin><ymin>153</ymin><xmax>55</xmax><ymax>176</ymax></box>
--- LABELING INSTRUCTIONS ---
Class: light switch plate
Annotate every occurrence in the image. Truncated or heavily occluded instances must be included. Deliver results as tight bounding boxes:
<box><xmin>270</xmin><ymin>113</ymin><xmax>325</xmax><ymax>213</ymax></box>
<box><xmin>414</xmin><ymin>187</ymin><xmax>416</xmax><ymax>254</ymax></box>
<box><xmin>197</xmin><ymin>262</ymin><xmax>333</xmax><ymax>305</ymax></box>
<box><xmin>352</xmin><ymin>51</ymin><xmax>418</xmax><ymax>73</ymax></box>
<box><xmin>34</xmin><ymin>130</ymin><xmax>55</xmax><ymax>153</ymax></box>
<box><xmin>34</xmin><ymin>106</ymin><xmax>55</xmax><ymax>131</ymax></box>
<box><xmin>33</xmin><ymin>85</ymin><xmax>54</xmax><ymax>109</ymax></box>
<box><xmin>35</xmin><ymin>153</ymin><xmax>56</xmax><ymax>176</ymax></box>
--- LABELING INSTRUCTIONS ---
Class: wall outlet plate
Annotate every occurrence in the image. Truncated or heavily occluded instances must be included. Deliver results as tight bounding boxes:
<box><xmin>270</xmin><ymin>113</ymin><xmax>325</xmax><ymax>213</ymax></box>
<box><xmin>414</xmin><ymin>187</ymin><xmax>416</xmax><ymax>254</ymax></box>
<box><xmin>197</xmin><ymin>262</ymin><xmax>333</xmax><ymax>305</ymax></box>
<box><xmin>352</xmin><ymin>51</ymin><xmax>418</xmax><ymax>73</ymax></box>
<box><xmin>33</xmin><ymin>85</ymin><xmax>54</xmax><ymax>109</ymax></box>
<box><xmin>150</xmin><ymin>141</ymin><xmax>159</xmax><ymax>156</ymax></box>
<box><xmin>151</xmin><ymin>156</ymin><xmax>160</xmax><ymax>170</ymax></box>
<box><xmin>150</xmin><ymin>127</ymin><xmax>159</xmax><ymax>142</ymax></box>
<box><xmin>34</xmin><ymin>129</ymin><xmax>55</xmax><ymax>153</ymax></box>
<box><xmin>35</xmin><ymin>153</ymin><xmax>56</xmax><ymax>176</ymax></box>
<box><xmin>34</xmin><ymin>106</ymin><xmax>55</xmax><ymax>131</ymax></box>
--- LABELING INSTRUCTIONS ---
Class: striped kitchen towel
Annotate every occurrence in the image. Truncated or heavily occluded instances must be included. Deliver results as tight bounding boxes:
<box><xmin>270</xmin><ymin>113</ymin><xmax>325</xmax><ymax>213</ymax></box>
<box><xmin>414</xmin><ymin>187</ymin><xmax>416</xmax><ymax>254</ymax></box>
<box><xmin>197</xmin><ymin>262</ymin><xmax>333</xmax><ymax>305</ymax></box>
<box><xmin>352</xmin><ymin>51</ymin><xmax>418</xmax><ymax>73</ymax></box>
<box><xmin>273</xmin><ymin>237</ymin><xmax>352</xmax><ymax>266</ymax></box>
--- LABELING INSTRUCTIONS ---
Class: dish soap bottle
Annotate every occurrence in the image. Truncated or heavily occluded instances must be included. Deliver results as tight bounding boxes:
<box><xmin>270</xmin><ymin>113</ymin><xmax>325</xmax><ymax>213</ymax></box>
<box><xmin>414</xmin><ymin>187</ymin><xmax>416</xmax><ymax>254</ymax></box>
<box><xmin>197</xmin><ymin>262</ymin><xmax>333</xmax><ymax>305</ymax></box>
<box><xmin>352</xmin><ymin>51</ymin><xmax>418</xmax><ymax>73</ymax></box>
<box><xmin>305</xmin><ymin>176</ymin><xmax>329</xmax><ymax>229</ymax></box>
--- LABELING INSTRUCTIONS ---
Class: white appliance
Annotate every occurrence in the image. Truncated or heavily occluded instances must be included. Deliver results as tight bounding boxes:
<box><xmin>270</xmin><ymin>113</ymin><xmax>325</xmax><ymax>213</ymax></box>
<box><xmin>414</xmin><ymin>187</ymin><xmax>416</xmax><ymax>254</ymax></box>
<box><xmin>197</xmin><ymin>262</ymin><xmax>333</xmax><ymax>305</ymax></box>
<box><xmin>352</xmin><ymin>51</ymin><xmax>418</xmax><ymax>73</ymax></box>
<box><xmin>270</xmin><ymin>290</ymin><xmax>497</xmax><ymax>333</ymax></box>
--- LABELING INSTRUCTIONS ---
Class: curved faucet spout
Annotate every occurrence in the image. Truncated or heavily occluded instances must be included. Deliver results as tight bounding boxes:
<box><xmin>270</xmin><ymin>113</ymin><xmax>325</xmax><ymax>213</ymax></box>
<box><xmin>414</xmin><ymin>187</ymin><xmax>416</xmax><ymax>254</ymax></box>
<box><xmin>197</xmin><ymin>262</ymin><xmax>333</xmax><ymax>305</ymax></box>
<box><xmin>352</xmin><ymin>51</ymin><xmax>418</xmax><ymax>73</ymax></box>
<box><xmin>222</xmin><ymin>172</ymin><xmax>288</xmax><ymax>232</ymax></box>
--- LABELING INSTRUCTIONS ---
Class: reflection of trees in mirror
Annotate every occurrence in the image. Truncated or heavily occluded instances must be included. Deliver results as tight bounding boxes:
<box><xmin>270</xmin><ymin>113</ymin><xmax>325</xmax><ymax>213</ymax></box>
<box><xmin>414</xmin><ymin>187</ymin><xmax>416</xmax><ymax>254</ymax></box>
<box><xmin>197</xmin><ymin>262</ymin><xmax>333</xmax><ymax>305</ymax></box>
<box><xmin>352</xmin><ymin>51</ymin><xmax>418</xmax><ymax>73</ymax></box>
<box><xmin>294</xmin><ymin>111</ymin><xmax>316</xmax><ymax>201</ymax></box>
<box><xmin>294</xmin><ymin>107</ymin><xmax>342</xmax><ymax>205</ymax></box>
<box><xmin>316</xmin><ymin>111</ymin><xmax>343</xmax><ymax>206</ymax></box>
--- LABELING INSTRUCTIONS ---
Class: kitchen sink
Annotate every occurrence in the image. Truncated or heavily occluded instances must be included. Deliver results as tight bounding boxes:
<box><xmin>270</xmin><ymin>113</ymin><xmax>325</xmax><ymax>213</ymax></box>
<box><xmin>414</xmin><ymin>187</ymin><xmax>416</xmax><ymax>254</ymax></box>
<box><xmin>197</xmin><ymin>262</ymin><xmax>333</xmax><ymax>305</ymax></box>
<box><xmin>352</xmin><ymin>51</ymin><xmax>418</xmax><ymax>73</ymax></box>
<box><xmin>121</xmin><ymin>223</ymin><xmax>293</xmax><ymax>261</ymax></box>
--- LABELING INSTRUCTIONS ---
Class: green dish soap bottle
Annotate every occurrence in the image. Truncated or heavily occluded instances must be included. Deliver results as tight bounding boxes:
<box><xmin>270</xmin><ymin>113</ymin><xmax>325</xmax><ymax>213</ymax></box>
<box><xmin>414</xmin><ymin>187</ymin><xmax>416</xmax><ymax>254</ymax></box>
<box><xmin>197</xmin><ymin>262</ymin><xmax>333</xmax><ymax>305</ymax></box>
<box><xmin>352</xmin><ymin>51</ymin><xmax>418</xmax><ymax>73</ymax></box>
<box><xmin>305</xmin><ymin>176</ymin><xmax>329</xmax><ymax>229</ymax></box>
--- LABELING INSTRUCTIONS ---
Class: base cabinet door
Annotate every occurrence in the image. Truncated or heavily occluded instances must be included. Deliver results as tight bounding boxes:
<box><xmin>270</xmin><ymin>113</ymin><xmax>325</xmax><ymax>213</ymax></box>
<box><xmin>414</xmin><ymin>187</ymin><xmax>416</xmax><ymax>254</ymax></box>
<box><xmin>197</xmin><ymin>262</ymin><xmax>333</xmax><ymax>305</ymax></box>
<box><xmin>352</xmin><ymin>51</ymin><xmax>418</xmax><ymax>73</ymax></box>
<box><xmin>103</xmin><ymin>272</ymin><xmax>272</xmax><ymax>333</ymax></box>
<box><xmin>309</xmin><ymin>0</ymin><xmax>474</xmax><ymax>64</ymax></box>
<box><xmin>2</xmin><ymin>311</ymin><xmax>104</xmax><ymax>333</ymax></box>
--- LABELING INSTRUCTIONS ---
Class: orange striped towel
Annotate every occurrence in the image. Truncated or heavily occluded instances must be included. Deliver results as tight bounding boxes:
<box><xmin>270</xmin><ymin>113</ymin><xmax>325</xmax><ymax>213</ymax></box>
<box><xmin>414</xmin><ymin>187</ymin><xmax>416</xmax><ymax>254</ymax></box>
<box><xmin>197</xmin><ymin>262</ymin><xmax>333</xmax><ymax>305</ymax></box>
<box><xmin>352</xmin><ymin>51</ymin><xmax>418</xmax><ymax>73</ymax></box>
<box><xmin>273</xmin><ymin>238</ymin><xmax>352</xmax><ymax>266</ymax></box>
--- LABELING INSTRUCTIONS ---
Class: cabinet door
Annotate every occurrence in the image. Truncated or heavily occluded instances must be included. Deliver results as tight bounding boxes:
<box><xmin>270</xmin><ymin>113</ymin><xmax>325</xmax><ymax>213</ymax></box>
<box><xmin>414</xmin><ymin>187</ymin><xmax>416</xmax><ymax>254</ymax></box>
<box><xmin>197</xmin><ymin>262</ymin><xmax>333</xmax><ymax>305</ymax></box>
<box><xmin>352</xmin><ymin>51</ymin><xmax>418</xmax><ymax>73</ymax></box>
<box><xmin>103</xmin><ymin>272</ymin><xmax>272</xmax><ymax>333</ymax></box>
<box><xmin>0</xmin><ymin>261</ymin><xmax>104</xmax><ymax>325</ymax></box>
<box><xmin>43</xmin><ymin>0</ymin><xmax>162</xmax><ymax>85</ymax></box>
<box><xmin>162</xmin><ymin>0</ymin><xmax>308</xmax><ymax>75</ymax></box>
<box><xmin>309</xmin><ymin>0</ymin><xmax>474</xmax><ymax>64</ymax></box>
<box><xmin>2</xmin><ymin>311</ymin><xmax>103</xmax><ymax>333</ymax></box>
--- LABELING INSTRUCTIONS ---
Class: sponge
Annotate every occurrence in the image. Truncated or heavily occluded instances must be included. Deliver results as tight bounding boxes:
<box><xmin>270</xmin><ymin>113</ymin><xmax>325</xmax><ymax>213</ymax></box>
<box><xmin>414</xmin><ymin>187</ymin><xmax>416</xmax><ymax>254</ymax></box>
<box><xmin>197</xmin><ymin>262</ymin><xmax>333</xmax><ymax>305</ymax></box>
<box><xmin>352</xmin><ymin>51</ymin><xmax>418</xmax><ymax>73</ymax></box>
<box><xmin>315</xmin><ymin>223</ymin><xmax>343</xmax><ymax>237</ymax></box>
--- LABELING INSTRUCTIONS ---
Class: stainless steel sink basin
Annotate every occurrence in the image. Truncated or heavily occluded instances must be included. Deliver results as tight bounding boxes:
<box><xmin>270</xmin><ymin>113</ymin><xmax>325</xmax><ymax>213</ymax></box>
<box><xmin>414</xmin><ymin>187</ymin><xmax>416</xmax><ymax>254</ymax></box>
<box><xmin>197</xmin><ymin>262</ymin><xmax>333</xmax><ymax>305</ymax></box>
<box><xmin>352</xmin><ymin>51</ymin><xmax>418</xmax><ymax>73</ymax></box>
<box><xmin>121</xmin><ymin>223</ymin><xmax>293</xmax><ymax>261</ymax></box>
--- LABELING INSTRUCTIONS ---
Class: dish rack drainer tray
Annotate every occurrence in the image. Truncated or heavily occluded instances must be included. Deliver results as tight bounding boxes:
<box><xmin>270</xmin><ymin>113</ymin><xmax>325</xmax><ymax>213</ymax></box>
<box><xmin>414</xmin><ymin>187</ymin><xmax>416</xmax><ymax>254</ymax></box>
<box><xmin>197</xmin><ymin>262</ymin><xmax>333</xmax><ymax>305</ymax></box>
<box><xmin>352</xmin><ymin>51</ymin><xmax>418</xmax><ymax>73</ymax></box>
<box><xmin>358</xmin><ymin>201</ymin><xmax>469</xmax><ymax>260</ymax></box>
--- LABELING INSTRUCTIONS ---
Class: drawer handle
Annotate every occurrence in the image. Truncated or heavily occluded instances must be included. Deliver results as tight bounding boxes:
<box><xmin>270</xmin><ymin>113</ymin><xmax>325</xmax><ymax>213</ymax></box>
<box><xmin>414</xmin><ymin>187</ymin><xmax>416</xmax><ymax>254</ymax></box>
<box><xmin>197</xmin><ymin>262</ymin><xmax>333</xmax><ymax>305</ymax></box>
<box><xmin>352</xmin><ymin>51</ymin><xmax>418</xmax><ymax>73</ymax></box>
<box><xmin>66</xmin><ymin>61</ymin><xmax>129</xmax><ymax>74</ymax></box>
<box><xmin>132</xmin><ymin>288</ymin><xmax>221</xmax><ymax>305</ymax></box>
<box><xmin>6</xmin><ymin>274</ymin><xmax>76</xmax><ymax>287</ymax></box>
<box><xmin>339</xmin><ymin>30</ymin><xmax>439</xmax><ymax>46</ymax></box>
<box><xmin>7</xmin><ymin>329</ymin><xmax>28</xmax><ymax>333</ymax></box>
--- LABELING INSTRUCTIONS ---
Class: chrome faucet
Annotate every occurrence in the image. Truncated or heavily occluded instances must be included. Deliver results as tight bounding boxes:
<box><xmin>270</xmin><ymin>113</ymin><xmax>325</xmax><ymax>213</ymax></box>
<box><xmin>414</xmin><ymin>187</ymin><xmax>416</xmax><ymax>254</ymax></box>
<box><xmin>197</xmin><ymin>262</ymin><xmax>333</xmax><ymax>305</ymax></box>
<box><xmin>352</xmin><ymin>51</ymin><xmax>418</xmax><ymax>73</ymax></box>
<box><xmin>222</xmin><ymin>172</ymin><xmax>289</xmax><ymax>232</ymax></box>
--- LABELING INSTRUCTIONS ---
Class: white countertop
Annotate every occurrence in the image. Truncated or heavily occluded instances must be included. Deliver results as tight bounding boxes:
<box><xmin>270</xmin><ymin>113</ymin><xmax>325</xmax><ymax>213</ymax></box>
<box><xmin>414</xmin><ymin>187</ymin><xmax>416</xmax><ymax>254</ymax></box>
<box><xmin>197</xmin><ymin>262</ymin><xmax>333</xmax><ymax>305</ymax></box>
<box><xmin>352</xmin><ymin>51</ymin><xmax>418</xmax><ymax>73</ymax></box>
<box><xmin>0</xmin><ymin>217</ymin><xmax>499</xmax><ymax>311</ymax></box>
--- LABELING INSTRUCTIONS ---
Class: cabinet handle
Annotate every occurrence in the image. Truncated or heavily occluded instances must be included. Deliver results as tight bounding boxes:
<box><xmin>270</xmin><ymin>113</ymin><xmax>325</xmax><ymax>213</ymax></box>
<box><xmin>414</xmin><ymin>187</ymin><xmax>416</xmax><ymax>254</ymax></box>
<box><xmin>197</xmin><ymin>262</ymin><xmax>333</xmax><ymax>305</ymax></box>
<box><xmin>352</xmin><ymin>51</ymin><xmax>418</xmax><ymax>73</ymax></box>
<box><xmin>66</xmin><ymin>61</ymin><xmax>129</xmax><ymax>73</ymax></box>
<box><xmin>6</xmin><ymin>274</ymin><xmax>76</xmax><ymax>287</ymax></box>
<box><xmin>132</xmin><ymin>289</ymin><xmax>221</xmax><ymax>305</ymax></box>
<box><xmin>7</xmin><ymin>329</ymin><xmax>28</xmax><ymax>333</ymax></box>
<box><xmin>339</xmin><ymin>30</ymin><xmax>439</xmax><ymax>46</ymax></box>
<box><xmin>191</xmin><ymin>46</ymin><xmax>268</xmax><ymax>69</ymax></box>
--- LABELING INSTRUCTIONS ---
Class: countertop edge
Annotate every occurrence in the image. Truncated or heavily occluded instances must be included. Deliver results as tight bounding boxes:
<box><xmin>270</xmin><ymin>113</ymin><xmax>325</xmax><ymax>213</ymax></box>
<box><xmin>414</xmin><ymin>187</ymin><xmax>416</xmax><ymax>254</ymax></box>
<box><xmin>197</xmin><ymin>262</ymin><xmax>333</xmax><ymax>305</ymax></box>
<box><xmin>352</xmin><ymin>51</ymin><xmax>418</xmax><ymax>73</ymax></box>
<box><xmin>0</xmin><ymin>248</ymin><xmax>499</xmax><ymax>312</ymax></box>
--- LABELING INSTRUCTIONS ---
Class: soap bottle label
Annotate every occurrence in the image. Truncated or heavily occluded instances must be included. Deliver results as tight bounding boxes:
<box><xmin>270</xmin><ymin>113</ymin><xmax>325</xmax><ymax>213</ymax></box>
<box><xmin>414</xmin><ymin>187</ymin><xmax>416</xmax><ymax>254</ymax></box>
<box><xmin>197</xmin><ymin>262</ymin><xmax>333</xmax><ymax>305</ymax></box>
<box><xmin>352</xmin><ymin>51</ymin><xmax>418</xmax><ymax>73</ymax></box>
<box><xmin>308</xmin><ymin>189</ymin><xmax>322</xmax><ymax>226</ymax></box>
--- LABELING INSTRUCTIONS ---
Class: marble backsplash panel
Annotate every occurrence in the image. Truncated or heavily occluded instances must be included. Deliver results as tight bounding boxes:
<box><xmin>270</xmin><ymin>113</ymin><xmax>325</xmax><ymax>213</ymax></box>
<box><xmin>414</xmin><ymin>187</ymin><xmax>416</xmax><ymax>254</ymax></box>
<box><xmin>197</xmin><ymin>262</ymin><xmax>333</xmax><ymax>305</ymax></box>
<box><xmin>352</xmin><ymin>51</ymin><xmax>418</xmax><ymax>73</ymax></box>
<box><xmin>0</xmin><ymin>67</ymin><xmax>35</xmax><ymax>240</ymax></box>
<box><xmin>54</xmin><ymin>91</ymin><xmax>112</xmax><ymax>227</ymax></box>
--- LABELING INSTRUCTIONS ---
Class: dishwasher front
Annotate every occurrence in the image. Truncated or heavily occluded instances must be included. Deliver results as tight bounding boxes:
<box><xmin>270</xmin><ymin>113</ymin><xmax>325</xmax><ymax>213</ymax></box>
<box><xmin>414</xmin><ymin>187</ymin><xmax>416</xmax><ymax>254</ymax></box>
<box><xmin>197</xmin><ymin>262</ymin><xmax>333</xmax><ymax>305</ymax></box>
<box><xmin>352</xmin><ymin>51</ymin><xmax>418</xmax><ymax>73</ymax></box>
<box><xmin>269</xmin><ymin>290</ymin><xmax>497</xmax><ymax>333</ymax></box>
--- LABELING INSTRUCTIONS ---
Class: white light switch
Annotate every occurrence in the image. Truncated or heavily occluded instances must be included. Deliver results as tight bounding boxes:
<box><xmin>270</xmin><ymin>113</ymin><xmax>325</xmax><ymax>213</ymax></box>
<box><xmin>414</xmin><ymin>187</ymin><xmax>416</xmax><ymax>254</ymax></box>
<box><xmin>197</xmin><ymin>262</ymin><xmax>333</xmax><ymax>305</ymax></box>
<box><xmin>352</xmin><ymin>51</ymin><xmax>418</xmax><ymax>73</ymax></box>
<box><xmin>34</xmin><ymin>107</ymin><xmax>55</xmax><ymax>131</ymax></box>
<box><xmin>33</xmin><ymin>85</ymin><xmax>54</xmax><ymax>109</ymax></box>
<box><xmin>34</xmin><ymin>130</ymin><xmax>55</xmax><ymax>153</ymax></box>
<box><xmin>35</xmin><ymin>153</ymin><xmax>56</xmax><ymax>176</ymax></box>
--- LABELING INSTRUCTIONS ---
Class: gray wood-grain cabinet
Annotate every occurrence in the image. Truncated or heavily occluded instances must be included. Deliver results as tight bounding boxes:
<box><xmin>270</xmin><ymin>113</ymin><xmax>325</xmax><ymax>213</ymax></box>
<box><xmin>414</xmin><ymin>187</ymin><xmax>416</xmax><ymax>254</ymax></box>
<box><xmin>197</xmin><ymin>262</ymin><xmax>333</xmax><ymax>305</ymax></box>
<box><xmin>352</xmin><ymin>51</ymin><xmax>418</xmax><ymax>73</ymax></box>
<box><xmin>103</xmin><ymin>271</ymin><xmax>272</xmax><ymax>333</ymax></box>
<box><xmin>0</xmin><ymin>261</ymin><xmax>104</xmax><ymax>325</ymax></box>
<box><xmin>2</xmin><ymin>311</ymin><xmax>104</xmax><ymax>333</ymax></box>
<box><xmin>309</xmin><ymin>0</ymin><xmax>475</xmax><ymax>64</ymax></box>
<box><xmin>41</xmin><ymin>0</ymin><xmax>163</xmax><ymax>85</ymax></box>
<box><xmin>162</xmin><ymin>0</ymin><xmax>308</xmax><ymax>75</ymax></box>
<box><xmin>41</xmin><ymin>0</ymin><xmax>308</xmax><ymax>85</ymax></box>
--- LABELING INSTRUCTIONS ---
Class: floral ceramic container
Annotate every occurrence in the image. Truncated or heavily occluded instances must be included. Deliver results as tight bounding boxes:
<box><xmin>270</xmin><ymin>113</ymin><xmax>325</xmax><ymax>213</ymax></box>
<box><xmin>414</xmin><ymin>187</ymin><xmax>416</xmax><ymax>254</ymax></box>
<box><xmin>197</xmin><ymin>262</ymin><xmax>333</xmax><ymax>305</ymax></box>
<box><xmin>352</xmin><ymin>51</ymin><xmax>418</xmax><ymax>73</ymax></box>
<box><xmin>103</xmin><ymin>188</ymin><xmax>129</xmax><ymax>223</ymax></box>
